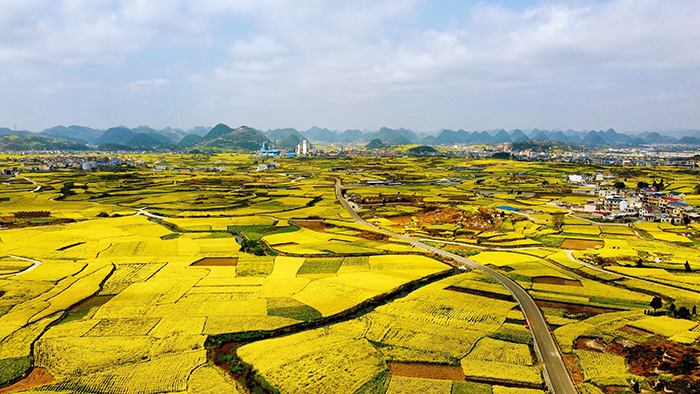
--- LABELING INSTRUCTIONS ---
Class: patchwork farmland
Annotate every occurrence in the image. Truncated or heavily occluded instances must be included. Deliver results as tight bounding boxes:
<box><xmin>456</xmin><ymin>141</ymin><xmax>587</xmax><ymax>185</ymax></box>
<box><xmin>0</xmin><ymin>153</ymin><xmax>699</xmax><ymax>394</ymax></box>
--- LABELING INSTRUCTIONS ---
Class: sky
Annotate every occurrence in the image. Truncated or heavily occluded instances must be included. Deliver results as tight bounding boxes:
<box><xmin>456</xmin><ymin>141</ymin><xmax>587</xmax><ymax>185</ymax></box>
<box><xmin>1</xmin><ymin>0</ymin><xmax>700</xmax><ymax>134</ymax></box>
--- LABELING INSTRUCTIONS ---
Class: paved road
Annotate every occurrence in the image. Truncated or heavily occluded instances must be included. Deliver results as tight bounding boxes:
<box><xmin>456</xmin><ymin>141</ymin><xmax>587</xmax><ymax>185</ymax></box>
<box><xmin>334</xmin><ymin>179</ymin><xmax>578</xmax><ymax>394</ymax></box>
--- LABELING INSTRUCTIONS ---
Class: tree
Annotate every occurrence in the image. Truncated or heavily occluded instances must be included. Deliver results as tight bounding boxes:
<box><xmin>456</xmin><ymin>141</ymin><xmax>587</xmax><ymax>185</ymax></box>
<box><xmin>637</xmin><ymin>181</ymin><xmax>649</xmax><ymax>189</ymax></box>
<box><xmin>614</xmin><ymin>181</ymin><xmax>626</xmax><ymax>189</ymax></box>
<box><xmin>552</xmin><ymin>212</ymin><xmax>565</xmax><ymax>231</ymax></box>
<box><xmin>650</xmin><ymin>296</ymin><xmax>662</xmax><ymax>312</ymax></box>
<box><xmin>669</xmin><ymin>303</ymin><xmax>676</xmax><ymax>314</ymax></box>
<box><xmin>693</xmin><ymin>305</ymin><xmax>697</xmax><ymax>315</ymax></box>
<box><xmin>685</xmin><ymin>261</ymin><xmax>692</xmax><ymax>272</ymax></box>
<box><xmin>632</xmin><ymin>381</ymin><xmax>640</xmax><ymax>393</ymax></box>
<box><xmin>677</xmin><ymin>306</ymin><xmax>691</xmax><ymax>319</ymax></box>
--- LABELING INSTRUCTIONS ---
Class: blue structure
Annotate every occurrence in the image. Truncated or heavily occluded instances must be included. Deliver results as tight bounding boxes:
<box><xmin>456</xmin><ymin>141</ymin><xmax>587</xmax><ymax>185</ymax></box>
<box><xmin>258</xmin><ymin>141</ymin><xmax>280</xmax><ymax>157</ymax></box>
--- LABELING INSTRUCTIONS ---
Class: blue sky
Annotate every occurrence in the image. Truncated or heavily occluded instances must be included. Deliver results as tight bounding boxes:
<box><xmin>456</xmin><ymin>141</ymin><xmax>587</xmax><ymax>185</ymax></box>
<box><xmin>1</xmin><ymin>0</ymin><xmax>699</xmax><ymax>133</ymax></box>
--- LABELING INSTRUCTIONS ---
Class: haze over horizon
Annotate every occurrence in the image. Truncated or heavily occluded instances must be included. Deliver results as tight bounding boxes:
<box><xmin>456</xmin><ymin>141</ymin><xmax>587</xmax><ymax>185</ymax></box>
<box><xmin>1</xmin><ymin>0</ymin><xmax>700</xmax><ymax>134</ymax></box>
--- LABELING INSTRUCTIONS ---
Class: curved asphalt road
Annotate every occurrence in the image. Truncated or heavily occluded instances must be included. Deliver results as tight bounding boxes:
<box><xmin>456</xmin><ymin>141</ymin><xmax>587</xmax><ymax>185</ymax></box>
<box><xmin>335</xmin><ymin>179</ymin><xmax>578</xmax><ymax>394</ymax></box>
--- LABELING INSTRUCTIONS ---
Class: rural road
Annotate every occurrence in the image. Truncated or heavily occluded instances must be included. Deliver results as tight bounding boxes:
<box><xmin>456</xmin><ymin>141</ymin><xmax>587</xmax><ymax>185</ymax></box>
<box><xmin>566</xmin><ymin>213</ymin><xmax>632</xmax><ymax>227</ymax></box>
<box><xmin>334</xmin><ymin>179</ymin><xmax>578</xmax><ymax>394</ymax></box>
<box><xmin>7</xmin><ymin>255</ymin><xmax>42</xmax><ymax>275</ymax></box>
<box><xmin>136</xmin><ymin>208</ymin><xmax>170</xmax><ymax>220</ymax></box>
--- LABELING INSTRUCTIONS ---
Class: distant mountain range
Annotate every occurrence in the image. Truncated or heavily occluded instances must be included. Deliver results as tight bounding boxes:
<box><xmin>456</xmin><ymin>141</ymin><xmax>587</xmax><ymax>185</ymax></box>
<box><xmin>262</xmin><ymin>126</ymin><xmax>700</xmax><ymax>147</ymax></box>
<box><xmin>0</xmin><ymin>124</ymin><xmax>698</xmax><ymax>151</ymax></box>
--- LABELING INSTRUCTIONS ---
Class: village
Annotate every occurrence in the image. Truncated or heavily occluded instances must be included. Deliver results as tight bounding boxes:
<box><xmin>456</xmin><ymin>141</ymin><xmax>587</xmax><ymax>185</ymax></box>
<box><xmin>563</xmin><ymin>173</ymin><xmax>698</xmax><ymax>224</ymax></box>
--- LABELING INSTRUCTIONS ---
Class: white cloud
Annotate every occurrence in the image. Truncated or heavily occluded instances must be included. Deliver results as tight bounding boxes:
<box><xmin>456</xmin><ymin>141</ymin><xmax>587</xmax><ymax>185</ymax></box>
<box><xmin>2</xmin><ymin>0</ymin><xmax>700</xmax><ymax>131</ymax></box>
<box><xmin>230</xmin><ymin>36</ymin><xmax>286</xmax><ymax>59</ymax></box>
<box><xmin>203</xmin><ymin>1</ymin><xmax>700</xmax><ymax>99</ymax></box>
<box><xmin>129</xmin><ymin>78</ymin><xmax>171</xmax><ymax>91</ymax></box>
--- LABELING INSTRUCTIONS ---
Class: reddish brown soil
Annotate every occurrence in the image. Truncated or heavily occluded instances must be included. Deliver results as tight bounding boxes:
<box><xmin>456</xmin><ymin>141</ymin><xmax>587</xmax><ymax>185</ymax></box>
<box><xmin>415</xmin><ymin>207</ymin><xmax>502</xmax><ymax>233</ymax></box>
<box><xmin>0</xmin><ymin>368</ymin><xmax>54</xmax><ymax>393</ymax></box>
<box><xmin>356</xmin><ymin>231</ymin><xmax>389</xmax><ymax>241</ymax></box>
<box><xmin>560</xmin><ymin>239</ymin><xmax>604</xmax><ymax>250</ymax></box>
<box><xmin>533</xmin><ymin>300</ymin><xmax>621</xmax><ymax>316</ymax></box>
<box><xmin>387</xmin><ymin>215</ymin><xmax>413</xmax><ymax>224</ymax></box>
<box><xmin>387</xmin><ymin>362</ymin><xmax>465</xmax><ymax>381</ymax></box>
<box><xmin>649</xmin><ymin>377</ymin><xmax>700</xmax><ymax>394</ymax></box>
<box><xmin>602</xmin><ymin>339</ymin><xmax>700</xmax><ymax>394</ymax></box>
<box><xmin>447</xmin><ymin>195</ymin><xmax>475</xmax><ymax>201</ymax></box>
<box><xmin>532</xmin><ymin>277</ymin><xmax>583</xmax><ymax>287</ymax></box>
<box><xmin>416</xmin><ymin>207</ymin><xmax>462</xmax><ymax>224</ymax></box>
<box><xmin>191</xmin><ymin>257</ymin><xmax>239</xmax><ymax>266</ymax></box>
<box><xmin>608</xmin><ymin>340</ymin><xmax>700</xmax><ymax>379</ymax></box>
<box><xmin>616</xmin><ymin>325</ymin><xmax>650</xmax><ymax>337</ymax></box>
<box><xmin>575</xmin><ymin>337</ymin><xmax>606</xmax><ymax>352</ymax></box>
<box><xmin>601</xmin><ymin>386</ymin><xmax>629</xmax><ymax>394</ymax></box>
<box><xmin>210</xmin><ymin>342</ymin><xmax>274</xmax><ymax>394</ymax></box>
<box><xmin>291</xmin><ymin>220</ymin><xmax>329</xmax><ymax>231</ymax></box>
<box><xmin>355</xmin><ymin>195</ymin><xmax>420</xmax><ymax>205</ymax></box>
<box><xmin>562</xmin><ymin>353</ymin><xmax>584</xmax><ymax>385</ymax></box>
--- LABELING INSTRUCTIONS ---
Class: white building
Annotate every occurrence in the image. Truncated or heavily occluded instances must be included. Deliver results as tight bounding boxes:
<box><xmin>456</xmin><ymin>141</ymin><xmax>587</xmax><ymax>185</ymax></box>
<box><xmin>296</xmin><ymin>139</ymin><xmax>312</xmax><ymax>156</ymax></box>
<box><xmin>568</xmin><ymin>174</ymin><xmax>583</xmax><ymax>183</ymax></box>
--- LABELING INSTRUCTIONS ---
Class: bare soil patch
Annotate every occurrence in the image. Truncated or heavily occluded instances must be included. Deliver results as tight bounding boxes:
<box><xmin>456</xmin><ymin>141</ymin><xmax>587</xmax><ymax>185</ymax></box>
<box><xmin>416</xmin><ymin>206</ymin><xmax>502</xmax><ymax>233</ymax></box>
<box><xmin>387</xmin><ymin>215</ymin><xmax>413</xmax><ymax>224</ymax></box>
<box><xmin>191</xmin><ymin>257</ymin><xmax>239</xmax><ymax>267</ymax></box>
<box><xmin>447</xmin><ymin>195</ymin><xmax>475</xmax><ymax>201</ymax></box>
<box><xmin>533</xmin><ymin>300</ymin><xmax>622</xmax><ymax>316</ymax></box>
<box><xmin>355</xmin><ymin>195</ymin><xmax>420</xmax><ymax>205</ymax></box>
<box><xmin>356</xmin><ymin>231</ymin><xmax>389</xmax><ymax>242</ymax></box>
<box><xmin>560</xmin><ymin>239</ymin><xmax>603</xmax><ymax>250</ymax></box>
<box><xmin>532</xmin><ymin>276</ymin><xmax>583</xmax><ymax>287</ymax></box>
<box><xmin>0</xmin><ymin>368</ymin><xmax>53</xmax><ymax>394</ymax></box>
<box><xmin>291</xmin><ymin>220</ymin><xmax>329</xmax><ymax>231</ymax></box>
<box><xmin>606</xmin><ymin>339</ymin><xmax>700</xmax><ymax>393</ymax></box>
<box><xmin>562</xmin><ymin>353</ymin><xmax>584</xmax><ymax>385</ymax></box>
<box><xmin>617</xmin><ymin>325</ymin><xmax>650</xmax><ymax>337</ymax></box>
<box><xmin>387</xmin><ymin>362</ymin><xmax>465</xmax><ymax>381</ymax></box>
<box><xmin>575</xmin><ymin>337</ymin><xmax>606</xmax><ymax>352</ymax></box>
<box><xmin>609</xmin><ymin>340</ymin><xmax>700</xmax><ymax>379</ymax></box>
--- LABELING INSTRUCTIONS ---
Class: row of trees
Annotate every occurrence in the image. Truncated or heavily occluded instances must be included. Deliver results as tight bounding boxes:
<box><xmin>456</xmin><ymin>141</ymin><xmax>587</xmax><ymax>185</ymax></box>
<box><xmin>613</xmin><ymin>179</ymin><xmax>666</xmax><ymax>190</ymax></box>
<box><xmin>650</xmin><ymin>296</ymin><xmax>696</xmax><ymax>318</ymax></box>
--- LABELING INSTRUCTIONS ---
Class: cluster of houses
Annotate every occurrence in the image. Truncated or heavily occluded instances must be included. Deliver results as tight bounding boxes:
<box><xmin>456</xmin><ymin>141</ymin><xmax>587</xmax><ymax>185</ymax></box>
<box><xmin>1</xmin><ymin>156</ymin><xmax>230</xmax><ymax>174</ymax></box>
<box><xmin>2</xmin><ymin>156</ymin><xmax>139</xmax><ymax>173</ymax></box>
<box><xmin>565</xmin><ymin>174</ymin><xmax>697</xmax><ymax>224</ymax></box>
<box><xmin>512</xmin><ymin>148</ymin><xmax>700</xmax><ymax>168</ymax></box>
